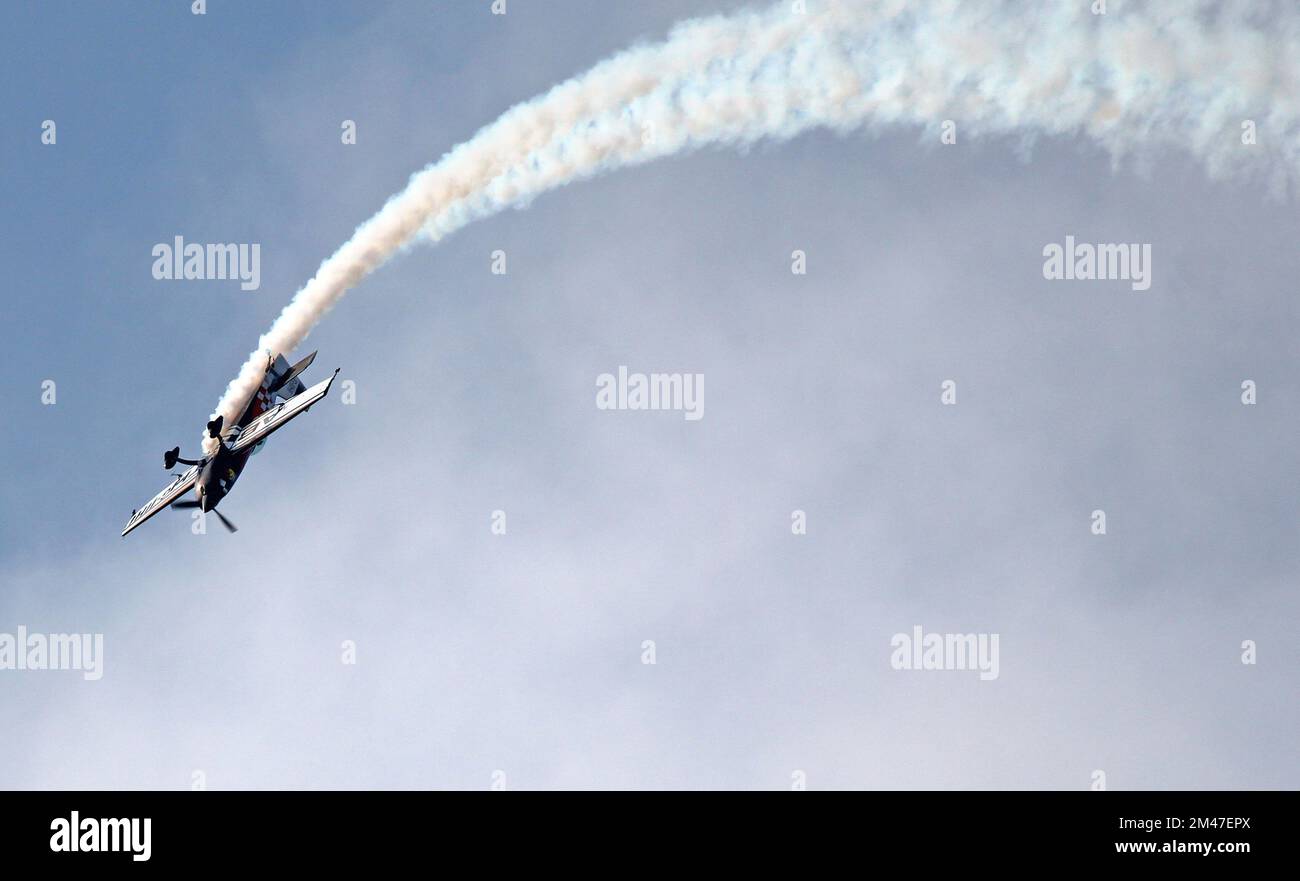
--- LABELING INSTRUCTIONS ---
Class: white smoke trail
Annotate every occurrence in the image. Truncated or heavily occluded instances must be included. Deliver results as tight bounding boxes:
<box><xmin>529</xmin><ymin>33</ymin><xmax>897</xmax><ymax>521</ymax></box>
<box><xmin>207</xmin><ymin>0</ymin><xmax>1299</xmax><ymax>448</ymax></box>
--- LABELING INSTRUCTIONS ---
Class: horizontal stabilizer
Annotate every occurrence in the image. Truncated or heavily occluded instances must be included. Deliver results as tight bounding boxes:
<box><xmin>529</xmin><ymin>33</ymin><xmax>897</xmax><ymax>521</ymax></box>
<box><xmin>267</xmin><ymin>350</ymin><xmax>317</xmax><ymax>401</ymax></box>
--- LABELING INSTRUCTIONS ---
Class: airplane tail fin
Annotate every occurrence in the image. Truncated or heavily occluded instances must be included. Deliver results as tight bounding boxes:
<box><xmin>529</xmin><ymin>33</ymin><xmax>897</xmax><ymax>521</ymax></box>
<box><xmin>265</xmin><ymin>350</ymin><xmax>317</xmax><ymax>401</ymax></box>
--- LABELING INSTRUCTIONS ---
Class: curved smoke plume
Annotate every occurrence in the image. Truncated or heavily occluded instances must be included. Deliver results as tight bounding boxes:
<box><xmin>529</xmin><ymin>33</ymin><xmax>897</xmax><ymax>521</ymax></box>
<box><xmin>207</xmin><ymin>0</ymin><xmax>1299</xmax><ymax>449</ymax></box>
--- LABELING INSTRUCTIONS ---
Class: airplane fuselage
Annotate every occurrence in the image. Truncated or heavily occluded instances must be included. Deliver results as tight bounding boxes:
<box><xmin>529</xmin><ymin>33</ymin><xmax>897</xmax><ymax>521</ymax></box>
<box><xmin>121</xmin><ymin>349</ymin><xmax>329</xmax><ymax>538</ymax></box>
<box><xmin>193</xmin><ymin>385</ymin><xmax>271</xmax><ymax>511</ymax></box>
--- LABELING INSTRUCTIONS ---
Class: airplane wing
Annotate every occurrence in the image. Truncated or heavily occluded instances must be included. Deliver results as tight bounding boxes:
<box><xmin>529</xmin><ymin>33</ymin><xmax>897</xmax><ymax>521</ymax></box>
<box><xmin>227</xmin><ymin>368</ymin><xmax>339</xmax><ymax>455</ymax></box>
<box><xmin>121</xmin><ymin>465</ymin><xmax>201</xmax><ymax>537</ymax></box>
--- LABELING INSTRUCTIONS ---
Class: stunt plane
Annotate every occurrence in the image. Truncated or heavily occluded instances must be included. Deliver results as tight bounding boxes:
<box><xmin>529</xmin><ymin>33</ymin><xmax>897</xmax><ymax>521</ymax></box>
<box><xmin>122</xmin><ymin>351</ymin><xmax>338</xmax><ymax>537</ymax></box>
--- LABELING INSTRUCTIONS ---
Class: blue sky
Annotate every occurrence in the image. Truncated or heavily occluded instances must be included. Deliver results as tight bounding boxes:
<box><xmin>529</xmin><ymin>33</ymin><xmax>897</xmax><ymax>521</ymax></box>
<box><xmin>1</xmin><ymin>2</ymin><xmax>1297</xmax><ymax>789</ymax></box>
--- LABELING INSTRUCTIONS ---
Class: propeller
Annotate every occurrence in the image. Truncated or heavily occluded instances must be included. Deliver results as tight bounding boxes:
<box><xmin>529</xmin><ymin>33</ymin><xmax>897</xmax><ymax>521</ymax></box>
<box><xmin>170</xmin><ymin>500</ymin><xmax>238</xmax><ymax>533</ymax></box>
<box><xmin>211</xmin><ymin>509</ymin><xmax>239</xmax><ymax>534</ymax></box>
